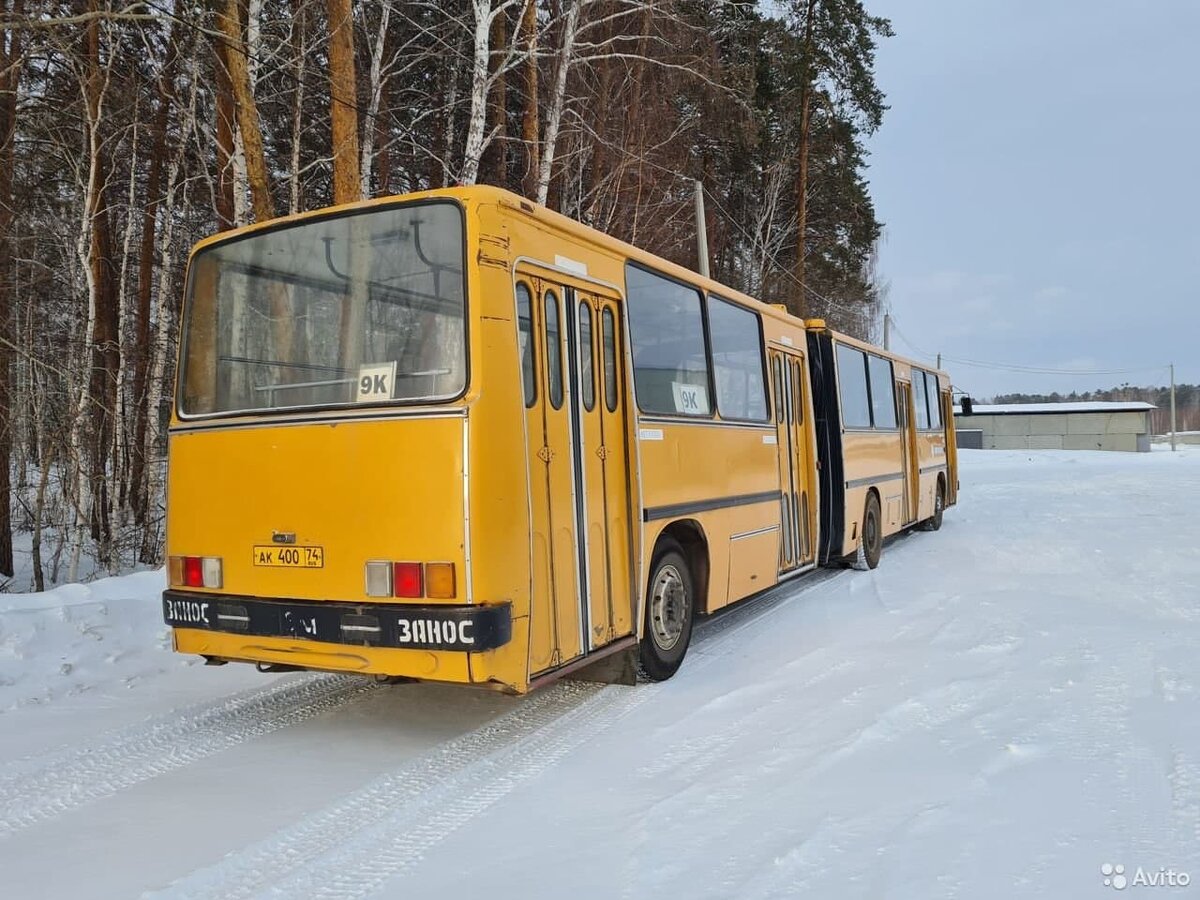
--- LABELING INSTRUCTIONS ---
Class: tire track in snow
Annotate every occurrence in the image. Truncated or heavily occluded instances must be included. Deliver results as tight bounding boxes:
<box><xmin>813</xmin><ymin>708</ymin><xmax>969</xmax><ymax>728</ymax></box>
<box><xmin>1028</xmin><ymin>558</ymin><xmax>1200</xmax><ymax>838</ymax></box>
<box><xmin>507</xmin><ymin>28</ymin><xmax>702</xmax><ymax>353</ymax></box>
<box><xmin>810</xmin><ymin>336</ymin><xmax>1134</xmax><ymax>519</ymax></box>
<box><xmin>154</xmin><ymin>569</ymin><xmax>847</xmax><ymax>900</ymax></box>
<box><xmin>0</xmin><ymin>674</ymin><xmax>375</xmax><ymax>840</ymax></box>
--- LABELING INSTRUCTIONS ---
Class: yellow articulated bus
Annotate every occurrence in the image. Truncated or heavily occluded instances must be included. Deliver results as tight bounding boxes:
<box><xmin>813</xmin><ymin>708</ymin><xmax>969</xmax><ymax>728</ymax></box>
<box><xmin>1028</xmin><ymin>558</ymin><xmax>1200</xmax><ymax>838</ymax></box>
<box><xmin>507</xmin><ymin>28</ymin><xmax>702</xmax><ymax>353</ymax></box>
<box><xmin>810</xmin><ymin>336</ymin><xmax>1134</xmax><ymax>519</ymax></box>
<box><xmin>162</xmin><ymin>185</ymin><xmax>957</xmax><ymax>693</ymax></box>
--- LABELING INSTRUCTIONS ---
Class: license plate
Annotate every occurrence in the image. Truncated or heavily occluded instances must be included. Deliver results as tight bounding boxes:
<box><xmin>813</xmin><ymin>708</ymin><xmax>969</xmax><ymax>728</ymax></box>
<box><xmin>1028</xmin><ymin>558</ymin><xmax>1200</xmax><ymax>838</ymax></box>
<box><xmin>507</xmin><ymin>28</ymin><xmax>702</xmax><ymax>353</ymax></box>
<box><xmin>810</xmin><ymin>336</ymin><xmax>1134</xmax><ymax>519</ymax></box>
<box><xmin>252</xmin><ymin>545</ymin><xmax>324</xmax><ymax>568</ymax></box>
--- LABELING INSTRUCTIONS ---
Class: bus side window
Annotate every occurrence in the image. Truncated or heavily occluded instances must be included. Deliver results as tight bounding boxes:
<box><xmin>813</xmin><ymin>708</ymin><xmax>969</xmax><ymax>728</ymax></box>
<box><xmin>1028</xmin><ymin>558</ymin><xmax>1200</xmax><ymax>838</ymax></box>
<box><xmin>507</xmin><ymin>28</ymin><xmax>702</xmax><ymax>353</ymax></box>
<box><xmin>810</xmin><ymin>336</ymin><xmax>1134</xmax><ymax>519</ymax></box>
<box><xmin>925</xmin><ymin>372</ymin><xmax>942</xmax><ymax>429</ymax></box>
<box><xmin>773</xmin><ymin>356</ymin><xmax>784</xmax><ymax>422</ymax></box>
<box><xmin>913</xmin><ymin>369</ymin><xmax>931</xmax><ymax>430</ymax></box>
<box><xmin>579</xmin><ymin>301</ymin><xmax>595</xmax><ymax>411</ymax></box>
<box><xmin>516</xmin><ymin>282</ymin><xmax>537</xmax><ymax>408</ymax></box>
<box><xmin>545</xmin><ymin>290</ymin><xmax>563</xmax><ymax>409</ymax></box>
<box><xmin>602</xmin><ymin>307</ymin><xmax>618</xmax><ymax>413</ymax></box>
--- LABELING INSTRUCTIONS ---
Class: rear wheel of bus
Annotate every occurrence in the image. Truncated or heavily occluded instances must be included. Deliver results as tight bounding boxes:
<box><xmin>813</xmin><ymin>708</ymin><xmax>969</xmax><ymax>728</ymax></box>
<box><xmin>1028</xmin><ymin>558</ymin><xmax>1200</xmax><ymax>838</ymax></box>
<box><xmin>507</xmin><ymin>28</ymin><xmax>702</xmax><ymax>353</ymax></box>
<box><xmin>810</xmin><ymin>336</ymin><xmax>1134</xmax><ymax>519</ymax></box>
<box><xmin>921</xmin><ymin>478</ymin><xmax>946</xmax><ymax>532</ymax></box>
<box><xmin>852</xmin><ymin>492</ymin><xmax>883</xmax><ymax>570</ymax></box>
<box><xmin>637</xmin><ymin>538</ymin><xmax>695</xmax><ymax>681</ymax></box>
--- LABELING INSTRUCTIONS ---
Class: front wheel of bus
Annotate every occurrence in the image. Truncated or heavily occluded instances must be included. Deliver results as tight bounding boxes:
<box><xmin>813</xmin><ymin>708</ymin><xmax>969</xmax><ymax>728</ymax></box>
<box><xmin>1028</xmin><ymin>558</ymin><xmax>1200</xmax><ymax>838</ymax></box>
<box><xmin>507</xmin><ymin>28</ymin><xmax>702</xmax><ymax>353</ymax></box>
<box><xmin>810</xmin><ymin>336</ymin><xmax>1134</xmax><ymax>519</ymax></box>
<box><xmin>637</xmin><ymin>540</ymin><xmax>695</xmax><ymax>682</ymax></box>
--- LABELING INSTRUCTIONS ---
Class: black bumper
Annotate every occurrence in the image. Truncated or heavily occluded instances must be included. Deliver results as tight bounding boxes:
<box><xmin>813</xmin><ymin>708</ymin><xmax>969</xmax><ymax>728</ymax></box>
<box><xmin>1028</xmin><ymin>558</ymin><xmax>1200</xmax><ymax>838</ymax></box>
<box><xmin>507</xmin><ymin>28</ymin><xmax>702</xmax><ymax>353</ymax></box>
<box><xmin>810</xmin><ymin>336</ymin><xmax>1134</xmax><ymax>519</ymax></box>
<box><xmin>163</xmin><ymin>591</ymin><xmax>512</xmax><ymax>652</ymax></box>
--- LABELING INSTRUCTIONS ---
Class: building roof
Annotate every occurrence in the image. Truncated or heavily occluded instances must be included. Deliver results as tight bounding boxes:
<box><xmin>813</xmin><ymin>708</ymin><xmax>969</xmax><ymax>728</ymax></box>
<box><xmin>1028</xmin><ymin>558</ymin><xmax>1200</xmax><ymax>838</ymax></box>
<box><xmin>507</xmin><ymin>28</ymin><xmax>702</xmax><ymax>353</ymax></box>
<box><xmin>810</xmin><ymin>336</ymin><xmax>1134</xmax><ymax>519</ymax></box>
<box><xmin>954</xmin><ymin>401</ymin><xmax>1156</xmax><ymax>416</ymax></box>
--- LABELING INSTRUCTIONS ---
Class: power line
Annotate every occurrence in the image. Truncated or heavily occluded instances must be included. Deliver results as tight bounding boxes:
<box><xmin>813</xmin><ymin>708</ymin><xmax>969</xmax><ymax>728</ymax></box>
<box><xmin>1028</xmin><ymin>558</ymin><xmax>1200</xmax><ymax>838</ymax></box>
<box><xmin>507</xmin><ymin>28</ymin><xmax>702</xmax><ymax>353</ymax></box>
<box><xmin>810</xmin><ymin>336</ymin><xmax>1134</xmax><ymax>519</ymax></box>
<box><xmin>889</xmin><ymin>316</ymin><xmax>1170</xmax><ymax>379</ymax></box>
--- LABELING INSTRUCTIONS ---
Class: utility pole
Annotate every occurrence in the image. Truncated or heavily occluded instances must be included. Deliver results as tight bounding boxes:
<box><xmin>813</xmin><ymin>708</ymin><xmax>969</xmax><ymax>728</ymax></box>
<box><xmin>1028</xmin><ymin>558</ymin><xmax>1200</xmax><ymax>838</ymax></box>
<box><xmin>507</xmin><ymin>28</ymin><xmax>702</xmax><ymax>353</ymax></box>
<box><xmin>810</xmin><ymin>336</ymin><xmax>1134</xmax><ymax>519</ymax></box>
<box><xmin>883</xmin><ymin>313</ymin><xmax>891</xmax><ymax>350</ymax></box>
<box><xmin>694</xmin><ymin>180</ymin><xmax>710</xmax><ymax>279</ymax></box>
<box><xmin>937</xmin><ymin>352</ymin><xmax>942</xmax><ymax>370</ymax></box>
<box><xmin>1170</xmin><ymin>363</ymin><xmax>1177</xmax><ymax>451</ymax></box>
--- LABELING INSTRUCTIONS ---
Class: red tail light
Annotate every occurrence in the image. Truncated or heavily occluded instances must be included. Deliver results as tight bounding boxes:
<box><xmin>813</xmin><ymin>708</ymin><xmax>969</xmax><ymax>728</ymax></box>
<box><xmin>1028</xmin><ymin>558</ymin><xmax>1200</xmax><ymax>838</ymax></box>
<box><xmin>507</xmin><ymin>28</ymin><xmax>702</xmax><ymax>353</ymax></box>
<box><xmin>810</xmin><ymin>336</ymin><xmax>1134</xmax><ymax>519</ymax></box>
<box><xmin>392</xmin><ymin>562</ymin><xmax>423</xmax><ymax>598</ymax></box>
<box><xmin>183</xmin><ymin>556</ymin><xmax>204</xmax><ymax>588</ymax></box>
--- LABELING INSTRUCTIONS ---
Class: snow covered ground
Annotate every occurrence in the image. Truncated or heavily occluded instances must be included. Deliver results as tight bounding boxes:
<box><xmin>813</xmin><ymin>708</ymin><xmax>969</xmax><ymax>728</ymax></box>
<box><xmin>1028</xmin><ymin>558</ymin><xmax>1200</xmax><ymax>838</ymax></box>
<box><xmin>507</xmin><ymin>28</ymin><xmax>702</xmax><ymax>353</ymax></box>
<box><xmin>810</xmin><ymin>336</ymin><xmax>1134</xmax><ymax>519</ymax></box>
<box><xmin>1</xmin><ymin>448</ymin><xmax>1199</xmax><ymax>899</ymax></box>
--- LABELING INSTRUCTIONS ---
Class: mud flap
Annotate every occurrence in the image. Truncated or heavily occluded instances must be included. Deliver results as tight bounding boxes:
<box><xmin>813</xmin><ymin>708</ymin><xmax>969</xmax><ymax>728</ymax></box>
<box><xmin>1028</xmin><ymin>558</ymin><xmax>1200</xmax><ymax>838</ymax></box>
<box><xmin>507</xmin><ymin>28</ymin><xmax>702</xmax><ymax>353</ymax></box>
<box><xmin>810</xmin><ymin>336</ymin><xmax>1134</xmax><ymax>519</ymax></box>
<box><xmin>569</xmin><ymin>645</ymin><xmax>639</xmax><ymax>686</ymax></box>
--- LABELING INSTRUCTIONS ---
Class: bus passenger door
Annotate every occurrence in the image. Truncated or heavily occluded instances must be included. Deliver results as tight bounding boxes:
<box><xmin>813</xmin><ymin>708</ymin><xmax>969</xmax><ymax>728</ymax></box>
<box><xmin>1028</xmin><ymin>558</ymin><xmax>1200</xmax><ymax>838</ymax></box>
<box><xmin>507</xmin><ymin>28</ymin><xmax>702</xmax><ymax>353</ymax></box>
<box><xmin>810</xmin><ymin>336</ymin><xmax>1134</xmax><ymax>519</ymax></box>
<box><xmin>518</xmin><ymin>277</ymin><xmax>583</xmax><ymax>673</ymax></box>
<box><xmin>898</xmin><ymin>379</ymin><xmax>919</xmax><ymax>525</ymax></box>
<box><xmin>568</xmin><ymin>292</ymin><xmax>633</xmax><ymax>647</ymax></box>
<box><xmin>771</xmin><ymin>349</ymin><xmax>815</xmax><ymax>572</ymax></box>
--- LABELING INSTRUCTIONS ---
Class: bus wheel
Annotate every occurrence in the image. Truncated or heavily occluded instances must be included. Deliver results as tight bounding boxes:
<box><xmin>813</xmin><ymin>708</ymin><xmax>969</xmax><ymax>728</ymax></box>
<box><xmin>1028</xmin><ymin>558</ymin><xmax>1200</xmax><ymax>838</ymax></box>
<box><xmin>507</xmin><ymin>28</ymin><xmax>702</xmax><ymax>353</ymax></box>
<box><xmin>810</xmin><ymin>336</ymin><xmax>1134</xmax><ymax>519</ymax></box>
<box><xmin>637</xmin><ymin>539</ymin><xmax>695</xmax><ymax>682</ymax></box>
<box><xmin>921</xmin><ymin>479</ymin><xmax>945</xmax><ymax>532</ymax></box>
<box><xmin>853</xmin><ymin>493</ymin><xmax>883</xmax><ymax>570</ymax></box>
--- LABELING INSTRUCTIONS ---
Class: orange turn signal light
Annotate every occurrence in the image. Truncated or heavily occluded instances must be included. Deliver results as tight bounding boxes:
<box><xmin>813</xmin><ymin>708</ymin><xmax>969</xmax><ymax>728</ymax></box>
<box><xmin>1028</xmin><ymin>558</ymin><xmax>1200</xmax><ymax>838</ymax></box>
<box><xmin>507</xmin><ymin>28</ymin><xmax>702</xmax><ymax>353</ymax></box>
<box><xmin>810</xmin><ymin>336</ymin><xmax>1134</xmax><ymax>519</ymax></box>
<box><xmin>425</xmin><ymin>562</ymin><xmax>456</xmax><ymax>599</ymax></box>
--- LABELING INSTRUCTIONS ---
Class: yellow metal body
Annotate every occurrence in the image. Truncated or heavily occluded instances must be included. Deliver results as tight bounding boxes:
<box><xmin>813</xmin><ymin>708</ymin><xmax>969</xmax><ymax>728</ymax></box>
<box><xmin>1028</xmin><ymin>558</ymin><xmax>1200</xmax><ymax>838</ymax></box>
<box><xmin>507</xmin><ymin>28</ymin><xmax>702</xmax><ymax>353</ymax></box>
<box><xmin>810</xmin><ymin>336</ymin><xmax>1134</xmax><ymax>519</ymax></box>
<box><xmin>164</xmin><ymin>186</ymin><xmax>956</xmax><ymax>692</ymax></box>
<box><xmin>827</xmin><ymin>332</ymin><xmax>957</xmax><ymax>557</ymax></box>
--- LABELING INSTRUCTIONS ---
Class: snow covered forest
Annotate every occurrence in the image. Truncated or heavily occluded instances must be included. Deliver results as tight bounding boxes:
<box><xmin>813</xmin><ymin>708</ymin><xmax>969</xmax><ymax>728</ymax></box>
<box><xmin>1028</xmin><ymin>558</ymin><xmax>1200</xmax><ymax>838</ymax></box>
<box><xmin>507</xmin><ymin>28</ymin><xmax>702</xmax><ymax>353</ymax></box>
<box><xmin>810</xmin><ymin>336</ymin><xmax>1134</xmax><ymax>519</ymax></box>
<box><xmin>0</xmin><ymin>0</ymin><xmax>892</xmax><ymax>590</ymax></box>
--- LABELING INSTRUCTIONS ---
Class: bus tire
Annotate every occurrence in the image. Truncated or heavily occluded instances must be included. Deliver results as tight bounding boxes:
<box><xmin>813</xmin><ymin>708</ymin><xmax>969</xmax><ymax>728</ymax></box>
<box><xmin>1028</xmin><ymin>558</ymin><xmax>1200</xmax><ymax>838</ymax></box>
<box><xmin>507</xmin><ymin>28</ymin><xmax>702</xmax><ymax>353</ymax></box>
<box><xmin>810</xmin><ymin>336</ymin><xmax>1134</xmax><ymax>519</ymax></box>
<box><xmin>637</xmin><ymin>539</ymin><xmax>695</xmax><ymax>682</ymax></box>
<box><xmin>921</xmin><ymin>478</ymin><xmax>945</xmax><ymax>532</ymax></box>
<box><xmin>852</xmin><ymin>492</ymin><xmax>883</xmax><ymax>570</ymax></box>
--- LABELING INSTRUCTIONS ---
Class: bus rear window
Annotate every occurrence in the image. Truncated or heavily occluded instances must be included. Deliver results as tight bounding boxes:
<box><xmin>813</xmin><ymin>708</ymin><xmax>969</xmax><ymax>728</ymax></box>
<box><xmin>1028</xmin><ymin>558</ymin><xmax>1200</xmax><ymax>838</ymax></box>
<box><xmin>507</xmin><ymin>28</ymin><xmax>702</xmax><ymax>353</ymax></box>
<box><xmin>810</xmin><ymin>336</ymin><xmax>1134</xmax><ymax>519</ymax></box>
<box><xmin>180</xmin><ymin>201</ymin><xmax>465</xmax><ymax>416</ymax></box>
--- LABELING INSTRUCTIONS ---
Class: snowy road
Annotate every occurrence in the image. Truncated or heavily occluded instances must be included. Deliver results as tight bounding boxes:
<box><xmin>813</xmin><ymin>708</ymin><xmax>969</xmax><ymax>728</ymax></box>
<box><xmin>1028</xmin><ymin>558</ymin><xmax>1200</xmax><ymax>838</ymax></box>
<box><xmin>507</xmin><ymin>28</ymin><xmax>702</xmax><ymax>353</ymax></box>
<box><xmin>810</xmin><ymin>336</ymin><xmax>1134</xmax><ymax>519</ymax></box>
<box><xmin>2</xmin><ymin>448</ymin><xmax>1199</xmax><ymax>899</ymax></box>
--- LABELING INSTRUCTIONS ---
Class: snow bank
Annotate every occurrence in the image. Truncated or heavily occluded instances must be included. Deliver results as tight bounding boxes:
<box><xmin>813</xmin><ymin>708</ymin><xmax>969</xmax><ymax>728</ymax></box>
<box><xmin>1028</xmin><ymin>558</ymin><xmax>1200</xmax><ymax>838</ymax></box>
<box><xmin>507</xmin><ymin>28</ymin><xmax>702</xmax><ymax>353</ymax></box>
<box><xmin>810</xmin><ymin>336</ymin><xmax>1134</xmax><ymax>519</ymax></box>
<box><xmin>0</xmin><ymin>569</ymin><xmax>186</xmax><ymax>710</ymax></box>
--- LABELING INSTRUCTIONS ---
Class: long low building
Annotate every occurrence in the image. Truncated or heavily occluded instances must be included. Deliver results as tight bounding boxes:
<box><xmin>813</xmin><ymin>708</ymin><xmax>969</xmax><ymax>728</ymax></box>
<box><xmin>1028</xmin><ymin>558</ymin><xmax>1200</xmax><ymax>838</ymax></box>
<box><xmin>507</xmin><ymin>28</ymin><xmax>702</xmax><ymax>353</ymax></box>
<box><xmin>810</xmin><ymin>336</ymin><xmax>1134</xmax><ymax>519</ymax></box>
<box><xmin>953</xmin><ymin>401</ymin><xmax>1155</xmax><ymax>452</ymax></box>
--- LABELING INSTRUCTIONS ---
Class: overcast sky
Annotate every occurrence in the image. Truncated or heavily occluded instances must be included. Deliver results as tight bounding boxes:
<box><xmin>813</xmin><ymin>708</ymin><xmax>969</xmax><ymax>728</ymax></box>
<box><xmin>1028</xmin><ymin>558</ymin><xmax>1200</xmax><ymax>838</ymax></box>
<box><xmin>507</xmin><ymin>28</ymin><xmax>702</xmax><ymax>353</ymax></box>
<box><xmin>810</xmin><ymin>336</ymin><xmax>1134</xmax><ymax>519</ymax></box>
<box><xmin>866</xmin><ymin>1</ymin><xmax>1200</xmax><ymax>398</ymax></box>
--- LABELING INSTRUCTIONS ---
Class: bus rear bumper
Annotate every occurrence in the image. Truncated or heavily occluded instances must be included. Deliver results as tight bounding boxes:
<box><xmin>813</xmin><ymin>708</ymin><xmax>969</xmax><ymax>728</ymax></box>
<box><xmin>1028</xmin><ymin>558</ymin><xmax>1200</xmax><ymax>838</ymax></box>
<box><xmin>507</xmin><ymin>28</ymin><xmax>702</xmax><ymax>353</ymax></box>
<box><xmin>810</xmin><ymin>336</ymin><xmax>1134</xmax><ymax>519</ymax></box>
<box><xmin>162</xmin><ymin>590</ymin><xmax>512</xmax><ymax>653</ymax></box>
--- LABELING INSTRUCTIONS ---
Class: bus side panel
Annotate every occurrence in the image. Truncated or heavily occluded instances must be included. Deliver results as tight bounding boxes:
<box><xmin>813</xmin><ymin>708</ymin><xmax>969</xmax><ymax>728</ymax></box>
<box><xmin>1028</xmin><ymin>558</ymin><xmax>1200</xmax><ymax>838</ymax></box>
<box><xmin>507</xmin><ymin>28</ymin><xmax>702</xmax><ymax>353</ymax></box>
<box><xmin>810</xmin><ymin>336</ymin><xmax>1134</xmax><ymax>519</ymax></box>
<box><xmin>840</xmin><ymin>430</ymin><xmax>905</xmax><ymax>545</ymax></box>
<box><xmin>807</xmin><ymin>331</ymin><xmax>845</xmax><ymax>564</ymax></box>
<box><xmin>463</xmin><ymin>312</ymin><xmax>536</xmax><ymax>690</ymax></box>
<box><xmin>638</xmin><ymin>423</ymin><xmax>779</xmax><ymax>613</ymax></box>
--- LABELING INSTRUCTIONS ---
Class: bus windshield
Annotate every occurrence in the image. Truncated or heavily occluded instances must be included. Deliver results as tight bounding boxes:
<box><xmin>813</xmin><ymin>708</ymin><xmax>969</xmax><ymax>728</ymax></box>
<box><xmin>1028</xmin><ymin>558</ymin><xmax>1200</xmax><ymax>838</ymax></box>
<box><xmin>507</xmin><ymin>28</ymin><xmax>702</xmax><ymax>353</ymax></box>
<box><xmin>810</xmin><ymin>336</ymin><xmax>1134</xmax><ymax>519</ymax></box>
<box><xmin>179</xmin><ymin>201</ymin><xmax>466</xmax><ymax>416</ymax></box>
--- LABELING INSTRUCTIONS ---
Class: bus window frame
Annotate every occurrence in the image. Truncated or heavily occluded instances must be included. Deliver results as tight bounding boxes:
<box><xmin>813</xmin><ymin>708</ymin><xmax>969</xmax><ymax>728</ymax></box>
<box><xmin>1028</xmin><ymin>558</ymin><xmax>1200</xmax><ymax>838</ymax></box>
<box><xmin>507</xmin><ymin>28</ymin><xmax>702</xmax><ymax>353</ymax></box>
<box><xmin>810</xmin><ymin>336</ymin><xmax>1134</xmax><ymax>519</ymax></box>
<box><xmin>924</xmin><ymin>370</ymin><xmax>943</xmax><ymax>430</ymax></box>
<box><xmin>705</xmin><ymin>292</ymin><xmax>771</xmax><ymax>425</ymax></box>
<box><xmin>866</xmin><ymin>353</ymin><xmax>899</xmax><ymax>432</ymax></box>
<box><xmin>174</xmin><ymin>197</ymin><xmax>471</xmax><ymax>422</ymax></box>
<box><xmin>833</xmin><ymin>342</ymin><xmax>874</xmax><ymax>432</ymax></box>
<box><xmin>623</xmin><ymin>260</ymin><xmax>716</xmax><ymax>421</ymax></box>
<box><xmin>516</xmin><ymin>280</ymin><xmax>538</xmax><ymax>409</ymax></box>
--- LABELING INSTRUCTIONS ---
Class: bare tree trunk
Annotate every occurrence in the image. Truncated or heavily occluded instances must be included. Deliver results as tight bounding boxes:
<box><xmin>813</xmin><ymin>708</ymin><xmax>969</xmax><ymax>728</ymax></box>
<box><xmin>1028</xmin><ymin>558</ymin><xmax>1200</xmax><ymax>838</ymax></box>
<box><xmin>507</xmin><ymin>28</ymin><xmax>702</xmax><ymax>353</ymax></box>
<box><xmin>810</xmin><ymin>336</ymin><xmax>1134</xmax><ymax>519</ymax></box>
<box><xmin>536</xmin><ymin>0</ymin><xmax>580</xmax><ymax>206</ymax></box>
<box><xmin>213</xmin><ymin>0</ymin><xmax>236</xmax><ymax>228</ymax></box>
<box><xmin>218</xmin><ymin>0</ymin><xmax>274</xmax><ymax>222</ymax></box>
<box><xmin>141</xmin><ymin>72</ymin><xmax>198</xmax><ymax>564</ymax></box>
<box><xmin>460</xmin><ymin>0</ymin><xmax>495</xmax><ymax>186</ymax></box>
<box><xmin>80</xmin><ymin>0</ymin><xmax>120</xmax><ymax>568</ymax></box>
<box><xmin>69</xmin><ymin>17</ymin><xmax>110</xmax><ymax>583</ymax></box>
<box><xmin>287</xmin><ymin>0</ymin><xmax>305</xmax><ymax>213</ymax></box>
<box><xmin>519</xmin><ymin>0</ymin><xmax>538</xmax><ymax>198</ymax></box>
<box><xmin>327</xmin><ymin>0</ymin><xmax>360</xmax><ymax>205</ymax></box>
<box><xmin>218</xmin><ymin>0</ymin><xmax>294</xmax><ymax>376</ymax></box>
<box><xmin>792</xmin><ymin>0</ymin><xmax>817</xmax><ymax>318</ymax></box>
<box><xmin>131</xmin><ymin>16</ymin><xmax>182</xmax><ymax>524</ymax></box>
<box><xmin>0</xmin><ymin>0</ymin><xmax>26</xmax><ymax>577</ymax></box>
<box><xmin>482</xmin><ymin>4</ymin><xmax>507</xmax><ymax>186</ymax></box>
<box><xmin>107</xmin><ymin>121</ymin><xmax>141</xmax><ymax>569</ymax></box>
<box><xmin>438</xmin><ymin>27</ymin><xmax>465</xmax><ymax>187</ymax></box>
<box><xmin>360</xmin><ymin>3</ymin><xmax>390</xmax><ymax>198</ymax></box>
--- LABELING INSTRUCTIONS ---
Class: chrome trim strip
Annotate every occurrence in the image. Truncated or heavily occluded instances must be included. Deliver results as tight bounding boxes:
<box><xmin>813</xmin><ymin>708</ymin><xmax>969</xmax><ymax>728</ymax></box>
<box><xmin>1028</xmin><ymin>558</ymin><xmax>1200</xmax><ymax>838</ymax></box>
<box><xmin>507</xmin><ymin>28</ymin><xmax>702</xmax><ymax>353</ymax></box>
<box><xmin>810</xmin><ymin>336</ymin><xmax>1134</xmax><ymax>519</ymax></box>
<box><xmin>777</xmin><ymin>562</ymin><xmax>818</xmax><ymax>582</ymax></box>
<box><xmin>730</xmin><ymin>524</ymin><xmax>780</xmax><ymax>541</ymax></box>
<box><xmin>845</xmin><ymin>472</ymin><xmax>904</xmax><ymax>490</ymax></box>
<box><xmin>169</xmin><ymin>407</ymin><xmax>468</xmax><ymax>434</ymax></box>
<box><xmin>636</xmin><ymin>415</ymin><xmax>774</xmax><ymax>432</ymax></box>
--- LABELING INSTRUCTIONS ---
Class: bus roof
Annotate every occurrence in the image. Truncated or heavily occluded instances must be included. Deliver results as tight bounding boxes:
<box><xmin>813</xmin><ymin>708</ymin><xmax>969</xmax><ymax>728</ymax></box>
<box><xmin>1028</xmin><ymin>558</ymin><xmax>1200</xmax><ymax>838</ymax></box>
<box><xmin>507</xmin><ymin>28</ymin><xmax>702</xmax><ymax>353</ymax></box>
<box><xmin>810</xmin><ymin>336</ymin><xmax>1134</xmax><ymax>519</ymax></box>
<box><xmin>187</xmin><ymin>185</ymin><xmax>949</xmax><ymax>381</ymax></box>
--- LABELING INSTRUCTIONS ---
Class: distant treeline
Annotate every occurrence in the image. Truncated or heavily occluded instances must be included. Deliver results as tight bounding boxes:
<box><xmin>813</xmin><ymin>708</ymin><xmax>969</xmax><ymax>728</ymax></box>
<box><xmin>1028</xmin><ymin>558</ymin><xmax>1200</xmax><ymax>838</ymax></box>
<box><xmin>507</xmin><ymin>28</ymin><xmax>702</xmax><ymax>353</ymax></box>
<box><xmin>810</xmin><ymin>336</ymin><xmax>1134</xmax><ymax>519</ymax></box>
<box><xmin>992</xmin><ymin>385</ymin><xmax>1200</xmax><ymax>435</ymax></box>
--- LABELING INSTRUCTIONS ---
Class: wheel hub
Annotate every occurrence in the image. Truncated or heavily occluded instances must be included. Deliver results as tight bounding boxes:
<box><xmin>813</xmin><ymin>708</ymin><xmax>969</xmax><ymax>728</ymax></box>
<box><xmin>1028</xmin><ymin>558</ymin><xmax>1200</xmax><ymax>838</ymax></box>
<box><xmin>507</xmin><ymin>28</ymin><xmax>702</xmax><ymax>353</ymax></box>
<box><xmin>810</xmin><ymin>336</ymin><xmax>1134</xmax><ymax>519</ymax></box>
<box><xmin>650</xmin><ymin>564</ymin><xmax>688</xmax><ymax>651</ymax></box>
